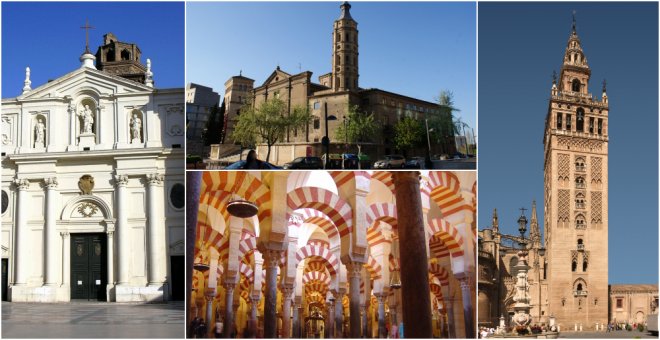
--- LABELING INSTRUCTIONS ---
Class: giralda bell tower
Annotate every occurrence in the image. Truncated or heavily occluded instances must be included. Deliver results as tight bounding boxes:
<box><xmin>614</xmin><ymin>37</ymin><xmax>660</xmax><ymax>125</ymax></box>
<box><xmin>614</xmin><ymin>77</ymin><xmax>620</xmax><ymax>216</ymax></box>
<box><xmin>543</xmin><ymin>15</ymin><xmax>609</xmax><ymax>329</ymax></box>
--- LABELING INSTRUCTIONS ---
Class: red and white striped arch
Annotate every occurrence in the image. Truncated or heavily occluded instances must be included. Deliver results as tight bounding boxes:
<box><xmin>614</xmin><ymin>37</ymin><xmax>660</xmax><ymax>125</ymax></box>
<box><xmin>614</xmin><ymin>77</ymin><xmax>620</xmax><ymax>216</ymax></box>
<box><xmin>303</xmin><ymin>271</ymin><xmax>331</xmax><ymax>286</ymax></box>
<box><xmin>371</xmin><ymin>171</ymin><xmax>395</xmax><ymax>195</ymax></box>
<box><xmin>199</xmin><ymin>191</ymin><xmax>232</xmax><ymax>226</ymax></box>
<box><xmin>428</xmin><ymin>217</ymin><xmax>465</xmax><ymax>257</ymax></box>
<box><xmin>304</xmin><ymin>260</ymin><xmax>328</xmax><ymax>275</ymax></box>
<box><xmin>430</xmin><ymin>283</ymin><xmax>444</xmax><ymax>301</ymax></box>
<box><xmin>388</xmin><ymin>255</ymin><xmax>400</xmax><ymax>272</ymax></box>
<box><xmin>238</xmin><ymin>236</ymin><xmax>258</xmax><ymax>262</ymax></box>
<box><xmin>295</xmin><ymin>244</ymin><xmax>340</xmax><ymax>277</ymax></box>
<box><xmin>429</xmin><ymin>235</ymin><xmax>451</xmax><ymax>258</ymax></box>
<box><xmin>428</xmin><ymin>171</ymin><xmax>470</xmax><ymax>218</ymax></box>
<box><xmin>294</xmin><ymin>208</ymin><xmax>340</xmax><ymax>243</ymax></box>
<box><xmin>366</xmin><ymin>202</ymin><xmax>398</xmax><ymax>230</ymax></box>
<box><xmin>201</xmin><ymin>172</ymin><xmax>272</xmax><ymax>222</ymax></box>
<box><xmin>238</xmin><ymin>262</ymin><xmax>254</xmax><ymax>282</ymax></box>
<box><xmin>428</xmin><ymin>262</ymin><xmax>451</xmax><ymax>286</ymax></box>
<box><xmin>196</xmin><ymin>221</ymin><xmax>223</xmax><ymax>253</ymax></box>
<box><xmin>287</xmin><ymin>187</ymin><xmax>353</xmax><ymax>238</ymax></box>
<box><xmin>364</xmin><ymin>255</ymin><xmax>382</xmax><ymax>279</ymax></box>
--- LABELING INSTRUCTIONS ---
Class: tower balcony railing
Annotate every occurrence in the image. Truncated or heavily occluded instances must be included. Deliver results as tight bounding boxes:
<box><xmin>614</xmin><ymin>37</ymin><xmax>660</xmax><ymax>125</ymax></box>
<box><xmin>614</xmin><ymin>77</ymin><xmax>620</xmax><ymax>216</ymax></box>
<box><xmin>575</xmin><ymin>165</ymin><xmax>586</xmax><ymax>172</ymax></box>
<box><xmin>575</xmin><ymin>223</ymin><xmax>586</xmax><ymax>230</ymax></box>
<box><xmin>574</xmin><ymin>290</ymin><xmax>588</xmax><ymax>296</ymax></box>
<box><xmin>577</xmin><ymin>244</ymin><xmax>585</xmax><ymax>251</ymax></box>
<box><xmin>575</xmin><ymin>202</ymin><xmax>586</xmax><ymax>209</ymax></box>
<box><xmin>575</xmin><ymin>183</ymin><xmax>586</xmax><ymax>189</ymax></box>
<box><xmin>552</xmin><ymin>91</ymin><xmax>608</xmax><ymax>107</ymax></box>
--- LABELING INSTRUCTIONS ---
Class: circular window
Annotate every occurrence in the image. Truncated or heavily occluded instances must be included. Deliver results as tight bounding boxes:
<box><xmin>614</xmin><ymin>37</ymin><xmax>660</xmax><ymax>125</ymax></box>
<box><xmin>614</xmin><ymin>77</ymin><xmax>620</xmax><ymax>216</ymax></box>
<box><xmin>1</xmin><ymin>190</ymin><xmax>8</xmax><ymax>214</ymax></box>
<box><xmin>169</xmin><ymin>183</ymin><xmax>184</xmax><ymax>210</ymax></box>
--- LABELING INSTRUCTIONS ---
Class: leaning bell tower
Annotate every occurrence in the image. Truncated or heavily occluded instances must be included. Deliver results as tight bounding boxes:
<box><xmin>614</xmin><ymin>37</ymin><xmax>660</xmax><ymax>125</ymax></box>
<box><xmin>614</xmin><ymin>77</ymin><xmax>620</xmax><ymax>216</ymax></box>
<box><xmin>543</xmin><ymin>14</ymin><xmax>609</xmax><ymax>329</ymax></box>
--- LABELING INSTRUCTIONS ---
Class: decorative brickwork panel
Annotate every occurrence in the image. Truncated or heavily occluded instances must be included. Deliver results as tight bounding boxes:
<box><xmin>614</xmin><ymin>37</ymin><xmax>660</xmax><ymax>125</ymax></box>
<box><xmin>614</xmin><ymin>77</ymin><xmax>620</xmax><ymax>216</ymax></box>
<box><xmin>558</xmin><ymin>189</ymin><xmax>570</xmax><ymax>223</ymax></box>
<box><xmin>558</xmin><ymin>153</ymin><xmax>570</xmax><ymax>180</ymax></box>
<box><xmin>558</xmin><ymin>136</ymin><xmax>604</xmax><ymax>152</ymax></box>
<box><xmin>591</xmin><ymin>191</ymin><xmax>602</xmax><ymax>223</ymax></box>
<box><xmin>591</xmin><ymin>157</ymin><xmax>602</xmax><ymax>183</ymax></box>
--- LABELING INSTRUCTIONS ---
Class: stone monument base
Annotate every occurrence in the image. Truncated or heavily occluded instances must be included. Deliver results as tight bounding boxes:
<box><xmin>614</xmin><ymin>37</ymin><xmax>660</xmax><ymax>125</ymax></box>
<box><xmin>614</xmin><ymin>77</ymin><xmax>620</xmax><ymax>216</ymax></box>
<box><xmin>78</xmin><ymin>133</ymin><xmax>96</xmax><ymax>148</ymax></box>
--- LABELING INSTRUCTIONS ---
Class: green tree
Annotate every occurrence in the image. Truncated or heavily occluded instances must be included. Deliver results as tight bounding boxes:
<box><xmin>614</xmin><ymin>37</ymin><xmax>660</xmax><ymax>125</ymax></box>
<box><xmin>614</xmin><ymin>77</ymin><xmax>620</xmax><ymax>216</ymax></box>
<box><xmin>231</xmin><ymin>97</ymin><xmax>311</xmax><ymax>163</ymax></box>
<box><xmin>335</xmin><ymin>105</ymin><xmax>378</xmax><ymax>166</ymax></box>
<box><xmin>429</xmin><ymin>90</ymin><xmax>461</xmax><ymax>156</ymax></box>
<box><xmin>202</xmin><ymin>98</ymin><xmax>224</xmax><ymax>146</ymax></box>
<box><xmin>394</xmin><ymin>116</ymin><xmax>425</xmax><ymax>156</ymax></box>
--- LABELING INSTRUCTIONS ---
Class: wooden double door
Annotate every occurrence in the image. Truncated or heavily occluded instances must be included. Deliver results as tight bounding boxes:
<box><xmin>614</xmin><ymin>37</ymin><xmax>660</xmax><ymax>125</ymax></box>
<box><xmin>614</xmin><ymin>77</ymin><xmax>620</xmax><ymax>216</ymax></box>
<box><xmin>71</xmin><ymin>233</ymin><xmax>107</xmax><ymax>301</ymax></box>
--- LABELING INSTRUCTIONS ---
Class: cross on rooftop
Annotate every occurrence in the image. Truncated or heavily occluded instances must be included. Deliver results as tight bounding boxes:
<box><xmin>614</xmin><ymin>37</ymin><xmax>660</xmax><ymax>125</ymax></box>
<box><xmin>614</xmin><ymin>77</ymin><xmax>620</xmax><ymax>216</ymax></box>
<box><xmin>80</xmin><ymin>19</ymin><xmax>95</xmax><ymax>53</ymax></box>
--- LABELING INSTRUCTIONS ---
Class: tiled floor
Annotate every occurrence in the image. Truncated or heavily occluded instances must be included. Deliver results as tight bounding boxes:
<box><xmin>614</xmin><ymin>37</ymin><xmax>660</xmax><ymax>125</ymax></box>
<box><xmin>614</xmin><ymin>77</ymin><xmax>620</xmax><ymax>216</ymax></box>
<box><xmin>1</xmin><ymin>301</ymin><xmax>184</xmax><ymax>338</ymax></box>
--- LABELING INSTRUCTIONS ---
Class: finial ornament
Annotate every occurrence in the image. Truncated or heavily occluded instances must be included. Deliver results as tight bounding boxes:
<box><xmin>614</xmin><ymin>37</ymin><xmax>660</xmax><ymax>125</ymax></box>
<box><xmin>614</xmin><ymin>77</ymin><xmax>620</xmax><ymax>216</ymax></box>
<box><xmin>602</xmin><ymin>79</ymin><xmax>607</xmax><ymax>93</ymax></box>
<box><xmin>552</xmin><ymin>70</ymin><xmax>557</xmax><ymax>85</ymax></box>
<box><xmin>80</xmin><ymin>19</ymin><xmax>95</xmax><ymax>54</ymax></box>
<box><xmin>572</xmin><ymin>10</ymin><xmax>577</xmax><ymax>34</ymax></box>
<box><xmin>145</xmin><ymin>58</ymin><xmax>154</xmax><ymax>87</ymax></box>
<box><xmin>22</xmin><ymin>67</ymin><xmax>32</xmax><ymax>94</ymax></box>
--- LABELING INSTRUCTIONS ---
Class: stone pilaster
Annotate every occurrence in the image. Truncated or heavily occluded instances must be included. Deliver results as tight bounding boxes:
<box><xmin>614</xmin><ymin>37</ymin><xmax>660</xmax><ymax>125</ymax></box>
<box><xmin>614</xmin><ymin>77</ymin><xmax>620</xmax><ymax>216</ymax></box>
<box><xmin>146</xmin><ymin>173</ymin><xmax>167</xmax><ymax>288</ymax></box>
<box><xmin>43</xmin><ymin>177</ymin><xmax>59</xmax><ymax>286</ymax></box>
<box><xmin>60</xmin><ymin>232</ymin><xmax>70</xmax><ymax>287</ymax></box>
<box><xmin>12</xmin><ymin>178</ymin><xmax>29</xmax><ymax>285</ymax></box>
<box><xmin>114</xmin><ymin>174</ymin><xmax>129</xmax><ymax>285</ymax></box>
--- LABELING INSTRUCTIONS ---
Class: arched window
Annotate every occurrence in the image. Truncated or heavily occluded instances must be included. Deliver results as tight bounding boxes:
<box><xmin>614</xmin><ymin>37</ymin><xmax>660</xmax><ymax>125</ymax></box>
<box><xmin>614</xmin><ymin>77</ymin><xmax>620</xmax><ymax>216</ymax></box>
<box><xmin>575</xmin><ymin>176</ymin><xmax>585</xmax><ymax>189</ymax></box>
<box><xmin>575</xmin><ymin>157</ymin><xmax>586</xmax><ymax>172</ymax></box>
<box><xmin>106</xmin><ymin>48</ymin><xmax>115</xmax><ymax>62</ymax></box>
<box><xmin>583</xmin><ymin>259</ymin><xmax>588</xmax><ymax>272</ymax></box>
<box><xmin>577</xmin><ymin>238</ymin><xmax>584</xmax><ymax>250</ymax></box>
<box><xmin>336</xmin><ymin>55</ymin><xmax>341</xmax><ymax>66</ymax></box>
<box><xmin>576</xmin><ymin>108</ymin><xmax>585</xmax><ymax>132</ymax></box>
<box><xmin>577</xmin><ymin>283</ymin><xmax>583</xmax><ymax>292</ymax></box>
<box><xmin>572</xmin><ymin>260</ymin><xmax>577</xmax><ymax>272</ymax></box>
<box><xmin>575</xmin><ymin>214</ymin><xmax>586</xmax><ymax>229</ymax></box>
<box><xmin>556</xmin><ymin>113</ymin><xmax>563</xmax><ymax>129</ymax></box>
<box><xmin>121</xmin><ymin>49</ymin><xmax>131</xmax><ymax>61</ymax></box>
<box><xmin>575</xmin><ymin>192</ymin><xmax>585</xmax><ymax>209</ymax></box>
<box><xmin>509</xmin><ymin>257</ymin><xmax>519</xmax><ymax>277</ymax></box>
<box><xmin>572</xmin><ymin>79</ymin><xmax>581</xmax><ymax>92</ymax></box>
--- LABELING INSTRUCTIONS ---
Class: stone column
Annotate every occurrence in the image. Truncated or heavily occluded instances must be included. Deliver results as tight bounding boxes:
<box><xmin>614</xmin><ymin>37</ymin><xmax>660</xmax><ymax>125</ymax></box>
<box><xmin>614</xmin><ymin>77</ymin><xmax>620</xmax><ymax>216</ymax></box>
<box><xmin>264</xmin><ymin>249</ymin><xmax>283</xmax><ymax>338</ymax></box>
<box><xmin>391</xmin><ymin>171</ymin><xmax>433</xmax><ymax>337</ymax></box>
<box><xmin>68</xmin><ymin>102</ymin><xmax>76</xmax><ymax>149</ymax></box>
<box><xmin>106</xmin><ymin>229</ymin><xmax>114</xmax><ymax>294</ymax></box>
<box><xmin>292</xmin><ymin>301</ymin><xmax>301</xmax><ymax>338</ymax></box>
<box><xmin>376</xmin><ymin>294</ymin><xmax>386</xmax><ymax>338</ymax></box>
<box><xmin>205</xmin><ymin>288</ymin><xmax>216</xmax><ymax>337</ymax></box>
<box><xmin>13</xmin><ymin>178</ymin><xmax>29</xmax><ymax>285</ymax></box>
<box><xmin>447</xmin><ymin>299</ymin><xmax>456</xmax><ymax>338</ymax></box>
<box><xmin>334</xmin><ymin>291</ymin><xmax>345</xmax><ymax>338</ymax></box>
<box><xmin>361</xmin><ymin>304</ymin><xmax>368</xmax><ymax>338</ymax></box>
<box><xmin>460</xmin><ymin>277</ymin><xmax>475</xmax><ymax>338</ymax></box>
<box><xmin>346</xmin><ymin>262</ymin><xmax>363</xmax><ymax>338</ymax></box>
<box><xmin>60</xmin><ymin>232</ymin><xmax>70</xmax><ymax>287</ymax></box>
<box><xmin>327</xmin><ymin>299</ymin><xmax>335</xmax><ymax>338</ymax></box>
<box><xmin>186</xmin><ymin>171</ymin><xmax>202</xmax><ymax>330</ymax></box>
<box><xmin>44</xmin><ymin>177</ymin><xmax>59</xmax><ymax>286</ymax></box>
<box><xmin>146</xmin><ymin>173</ymin><xmax>167</xmax><ymax>289</ymax></box>
<box><xmin>223</xmin><ymin>282</ymin><xmax>236</xmax><ymax>338</ymax></box>
<box><xmin>114</xmin><ymin>174</ymin><xmax>130</xmax><ymax>285</ymax></box>
<box><xmin>249</xmin><ymin>297</ymin><xmax>259</xmax><ymax>338</ymax></box>
<box><xmin>281</xmin><ymin>286</ymin><xmax>293</xmax><ymax>338</ymax></box>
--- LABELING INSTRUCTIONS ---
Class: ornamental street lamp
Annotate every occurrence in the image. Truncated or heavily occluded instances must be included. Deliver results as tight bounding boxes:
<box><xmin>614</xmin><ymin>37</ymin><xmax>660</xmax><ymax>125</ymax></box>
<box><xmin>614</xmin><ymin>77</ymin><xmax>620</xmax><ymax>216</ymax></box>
<box><xmin>323</xmin><ymin>102</ymin><xmax>337</xmax><ymax>169</ymax></box>
<box><xmin>512</xmin><ymin>207</ymin><xmax>532</xmax><ymax>328</ymax></box>
<box><xmin>425</xmin><ymin>119</ymin><xmax>434</xmax><ymax>169</ymax></box>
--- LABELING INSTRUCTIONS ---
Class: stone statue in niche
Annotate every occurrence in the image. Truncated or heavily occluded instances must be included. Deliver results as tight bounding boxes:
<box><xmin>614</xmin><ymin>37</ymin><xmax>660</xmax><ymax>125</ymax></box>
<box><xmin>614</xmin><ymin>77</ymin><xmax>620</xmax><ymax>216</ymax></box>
<box><xmin>130</xmin><ymin>113</ymin><xmax>142</xmax><ymax>143</ymax></box>
<box><xmin>34</xmin><ymin>118</ymin><xmax>45</xmax><ymax>148</ymax></box>
<box><xmin>77</xmin><ymin>104</ymin><xmax>94</xmax><ymax>134</ymax></box>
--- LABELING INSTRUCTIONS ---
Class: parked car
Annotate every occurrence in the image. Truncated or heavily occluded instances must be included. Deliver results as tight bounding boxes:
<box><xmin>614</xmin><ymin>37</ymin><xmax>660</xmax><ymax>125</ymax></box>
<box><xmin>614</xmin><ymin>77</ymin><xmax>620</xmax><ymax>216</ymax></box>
<box><xmin>404</xmin><ymin>157</ymin><xmax>426</xmax><ymax>169</ymax></box>
<box><xmin>282</xmin><ymin>157</ymin><xmax>323</xmax><ymax>169</ymax></box>
<box><xmin>373</xmin><ymin>155</ymin><xmax>406</xmax><ymax>169</ymax></box>
<box><xmin>225</xmin><ymin>160</ymin><xmax>281</xmax><ymax>169</ymax></box>
<box><xmin>452</xmin><ymin>152</ymin><xmax>467</xmax><ymax>159</ymax></box>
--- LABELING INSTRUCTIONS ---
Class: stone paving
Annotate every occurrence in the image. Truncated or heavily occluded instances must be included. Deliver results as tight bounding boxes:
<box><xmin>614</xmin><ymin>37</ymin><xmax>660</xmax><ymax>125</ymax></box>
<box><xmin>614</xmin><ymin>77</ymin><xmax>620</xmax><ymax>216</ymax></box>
<box><xmin>1</xmin><ymin>301</ymin><xmax>184</xmax><ymax>338</ymax></box>
<box><xmin>559</xmin><ymin>330</ymin><xmax>657</xmax><ymax>338</ymax></box>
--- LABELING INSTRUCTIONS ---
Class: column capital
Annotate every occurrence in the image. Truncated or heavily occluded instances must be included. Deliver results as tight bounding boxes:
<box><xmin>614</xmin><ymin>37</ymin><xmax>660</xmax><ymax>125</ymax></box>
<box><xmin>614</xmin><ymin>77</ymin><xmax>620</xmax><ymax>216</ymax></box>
<box><xmin>280</xmin><ymin>285</ymin><xmax>294</xmax><ymax>298</ymax></box>
<box><xmin>223</xmin><ymin>282</ymin><xmax>236</xmax><ymax>291</ymax></box>
<box><xmin>346</xmin><ymin>261</ymin><xmax>364</xmax><ymax>278</ymax></box>
<box><xmin>60</xmin><ymin>231</ymin><xmax>70</xmax><ymax>238</ymax></box>
<box><xmin>44</xmin><ymin>177</ymin><xmax>58</xmax><ymax>189</ymax></box>
<box><xmin>204</xmin><ymin>287</ymin><xmax>217</xmax><ymax>300</ymax></box>
<box><xmin>264</xmin><ymin>249</ymin><xmax>284</xmax><ymax>269</ymax></box>
<box><xmin>146</xmin><ymin>173</ymin><xmax>164</xmax><ymax>186</ymax></box>
<box><xmin>114</xmin><ymin>174</ymin><xmax>129</xmax><ymax>187</ymax></box>
<box><xmin>107</xmin><ymin>230</ymin><xmax>114</xmax><ymax>237</ymax></box>
<box><xmin>13</xmin><ymin>178</ymin><xmax>29</xmax><ymax>190</ymax></box>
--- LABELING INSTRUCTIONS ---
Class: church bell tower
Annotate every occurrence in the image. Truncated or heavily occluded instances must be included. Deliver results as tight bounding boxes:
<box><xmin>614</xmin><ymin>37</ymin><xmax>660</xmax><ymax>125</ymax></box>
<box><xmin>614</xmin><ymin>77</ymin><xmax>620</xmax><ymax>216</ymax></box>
<box><xmin>332</xmin><ymin>2</ymin><xmax>359</xmax><ymax>92</ymax></box>
<box><xmin>543</xmin><ymin>14</ymin><xmax>609</xmax><ymax>329</ymax></box>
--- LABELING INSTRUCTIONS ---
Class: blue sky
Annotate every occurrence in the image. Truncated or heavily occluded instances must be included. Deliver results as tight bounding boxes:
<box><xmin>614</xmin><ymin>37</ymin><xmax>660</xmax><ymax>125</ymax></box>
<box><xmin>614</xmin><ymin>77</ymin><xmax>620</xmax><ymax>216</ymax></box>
<box><xmin>478</xmin><ymin>3</ymin><xmax>658</xmax><ymax>284</ymax></box>
<box><xmin>187</xmin><ymin>1</ymin><xmax>476</xmax><ymax>130</ymax></box>
<box><xmin>2</xmin><ymin>2</ymin><xmax>184</xmax><ymax>97</ymax></box>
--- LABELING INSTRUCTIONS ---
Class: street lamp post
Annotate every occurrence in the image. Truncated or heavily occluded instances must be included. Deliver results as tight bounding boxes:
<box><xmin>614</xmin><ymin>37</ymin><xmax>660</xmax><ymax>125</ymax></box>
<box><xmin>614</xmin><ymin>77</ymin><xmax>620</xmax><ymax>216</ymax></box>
<box><xmin>425</xmin><ymin>119</ymin><xmax>434</xmax><ymax>169</ymax></box>
<box><xmin>323</xmin><ymin>102</ymin><xmax>337</xmax><ymax>169</ymax></box>
<box><xmin>343</xmin><ymin>116</ymin><xmax>348</xmax><ymax>169</ymax></box>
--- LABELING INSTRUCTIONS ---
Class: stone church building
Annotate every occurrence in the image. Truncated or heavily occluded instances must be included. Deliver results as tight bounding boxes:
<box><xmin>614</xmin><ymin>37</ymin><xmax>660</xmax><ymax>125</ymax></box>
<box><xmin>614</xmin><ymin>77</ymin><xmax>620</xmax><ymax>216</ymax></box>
<box><xmin>220</xmin><ymin>2</ymin><xmax>456</xmax><ymax>164</ymax></box>
<box><xmin>1</xmin><ymin>33</ymin><xmax>185</xmax><ymax>303</ymax></box>
<box><xmin>477</xmin><ymin>18</ymin><xmax>659</xmax><ymax>331</ymax></box>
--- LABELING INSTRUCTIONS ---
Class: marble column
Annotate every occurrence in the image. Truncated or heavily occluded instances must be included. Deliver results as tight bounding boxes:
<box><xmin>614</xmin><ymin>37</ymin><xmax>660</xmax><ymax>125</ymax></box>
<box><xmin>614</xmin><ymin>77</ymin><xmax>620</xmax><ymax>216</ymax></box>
<box><xmin>292</xmin><ymin>301</ymin><xmax>301</xmax><ymax>338</ymax></box>
<box><xmin>264</xmin><ymin>249</ymin><xmax>282</xmax><ymax>338</ymax></box>
<box><xmin>346</xmin><ymin>262</ymin><xmax>363</xmax><ymax>338</ymax></box>
<box><xmin>186</xmin><ymin>171</ymin><xmax>202</xmax><ymax>329</ymax></box>
<box><xmin>114</xmin><ymin>174</ymin><xmax>130</xmax><ymax>285</ymax></box>
<box><xmin>224</xmin><ymin>282</ymin><xmax>236</xmax><ymax>338</ymax></box>
<box><xmin>60</xmin><ymin>232</ymin><xmax>70</xmax><ymax>287</ymax></box>
<box><xmin>281</xmin><ymin>286</ymin><xmax>293</xmax><ymax>338</ymax></box>
<box><xmin>249</xmin><ymin>297</ymin><xmax>259</xmax><ymax>338</ymax></box>
<box><xmin>361</xmin><ymin>304</ymin><xmax>368</xmax><ymax>338</ymax></box>
<box><xmin>460</xmin><ymin>277</ymin><xmax>475</xmax><ymax>338</ymax></box>
<box><xmin>391</xmin><ymin>171</ymin><xmax>433</xmax><ymax>337</ymax></box>
<box><xmin>376</xmin><ymin>294</ymin><xmax>386</xmax><ymax>338</ymax></box>
<box><xmin>44</xmin><ymin>177</ymin><xmax>59</xmax><ymax>286</ymax></box>
<box><xmin>334</xmin><ymin>291</ymin><xmax>345</xmax><ymax>338</ymax></box>
<box><xmin>447</xmin><ymin>299</ymin><xmax>456</xmax><ymax>338</ymax></box>
<box><xmin>205</xmin><ymin>288</ymin><xmax>216</xmax><ymax>337</ymax></box>
<box><xmin>327</xmin><ymin>300</ymin><xmax>335</xmax><ymax>338</ymax></box>
<box><xmin>13</xmin><ymin>179</ymin><xmax>29</xmax><ymax>285</ymax></box>
<box><xmin>146</xmin><ymin>173</ymin><xmax>167</xmax><ymax>288</ymax></box>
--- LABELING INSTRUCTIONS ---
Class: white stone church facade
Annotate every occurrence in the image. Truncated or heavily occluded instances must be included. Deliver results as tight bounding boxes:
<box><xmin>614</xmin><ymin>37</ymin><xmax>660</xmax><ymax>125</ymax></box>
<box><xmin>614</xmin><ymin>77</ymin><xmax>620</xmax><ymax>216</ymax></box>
<box><xmin>1</xmin><ymin>36</ymin><xmax>185</xmax><ymax>303</ymax></box>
